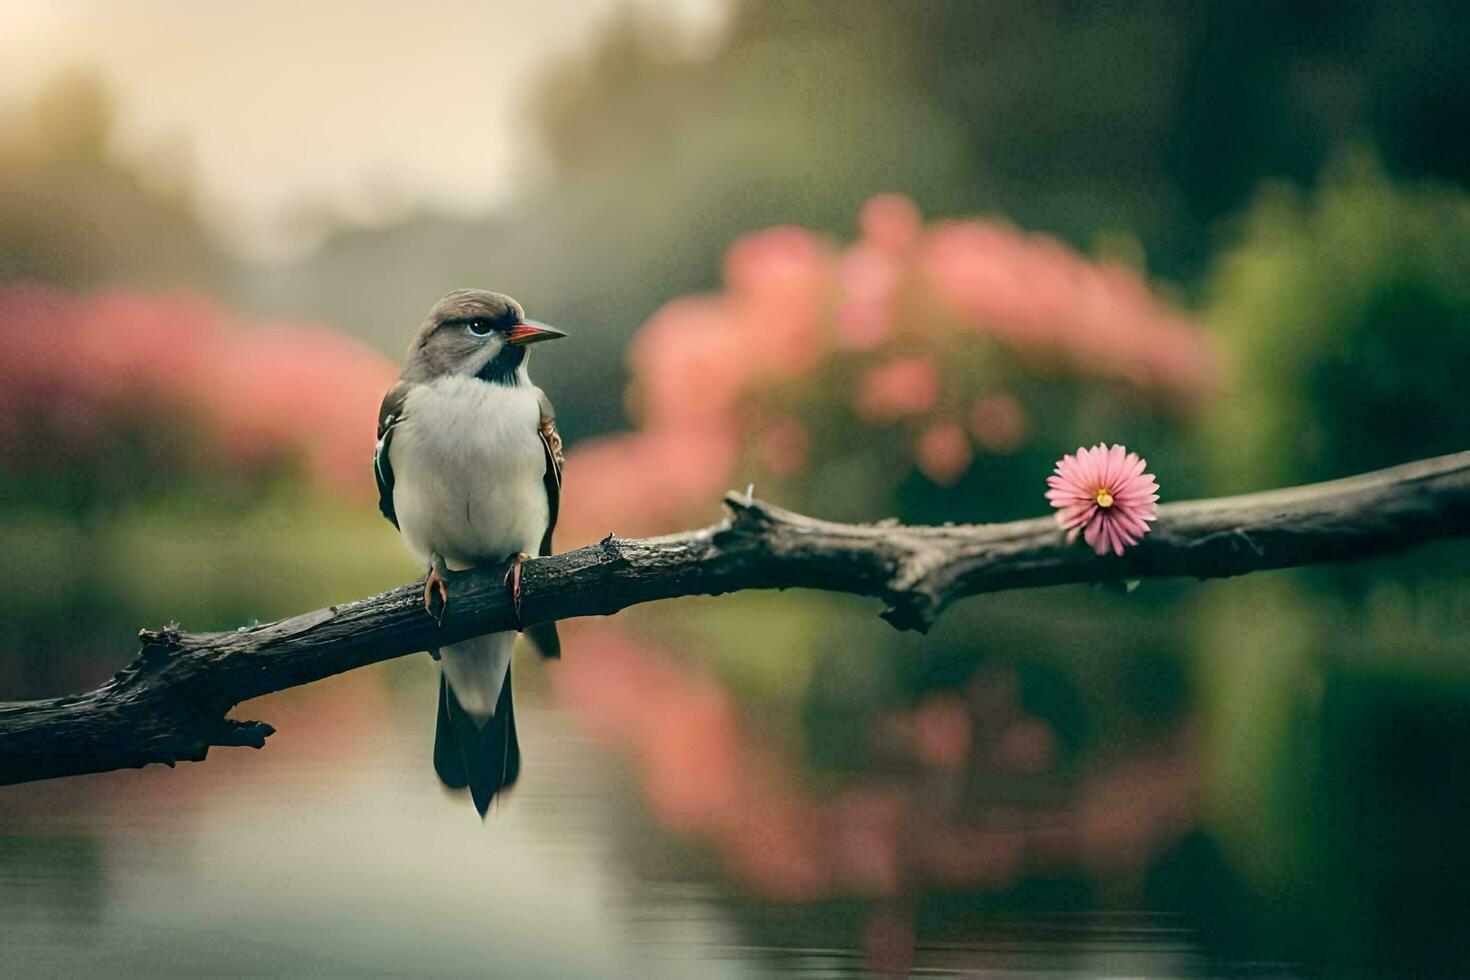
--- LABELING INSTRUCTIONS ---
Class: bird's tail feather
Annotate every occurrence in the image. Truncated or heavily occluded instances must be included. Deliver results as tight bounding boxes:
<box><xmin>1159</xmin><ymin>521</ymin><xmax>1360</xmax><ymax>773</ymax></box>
<box><xmin>525</xmin><ymin>620</ymin><xmax>560</xmax><ymax>659</ymax></box>
<box><xmin>433</xmin><ymin>633</ymin><xmax>520</xmax><ymax>816</ymax></box>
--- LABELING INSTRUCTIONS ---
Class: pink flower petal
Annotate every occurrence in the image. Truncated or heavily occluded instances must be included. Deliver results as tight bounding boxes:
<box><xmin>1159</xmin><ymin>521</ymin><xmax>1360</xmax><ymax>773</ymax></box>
<box><xmin>1045</xmin><ymin>443</ymin><xmax>1159</xmax><ymax>556</ymax></box>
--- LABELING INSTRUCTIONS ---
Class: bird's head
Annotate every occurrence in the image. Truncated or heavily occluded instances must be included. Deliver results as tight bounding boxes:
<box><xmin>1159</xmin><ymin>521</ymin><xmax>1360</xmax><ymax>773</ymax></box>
<box><xmin>404</xmin><ymin>289</ymin><xmax>566</xmax><ymax>385</ymax></box>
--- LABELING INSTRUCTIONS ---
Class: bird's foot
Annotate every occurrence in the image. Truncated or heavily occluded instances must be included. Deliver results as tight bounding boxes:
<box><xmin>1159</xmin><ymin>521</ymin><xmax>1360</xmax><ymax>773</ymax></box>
<box><xmin>503</xmin><ymin>552</ymin><xmax>530</xmax><ymax>631</ymax></box>
<box><xmin>423</xmin><ymin>566</ymin><xmax>449</xmax><ymax>625</ymax></box>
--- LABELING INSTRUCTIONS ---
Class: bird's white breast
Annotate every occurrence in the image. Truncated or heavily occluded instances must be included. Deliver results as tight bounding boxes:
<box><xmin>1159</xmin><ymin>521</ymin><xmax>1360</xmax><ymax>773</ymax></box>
<box><xmin>389</xmin><ymin>376</ymin><xmax>549</xmax><ymax>571</ymax></box>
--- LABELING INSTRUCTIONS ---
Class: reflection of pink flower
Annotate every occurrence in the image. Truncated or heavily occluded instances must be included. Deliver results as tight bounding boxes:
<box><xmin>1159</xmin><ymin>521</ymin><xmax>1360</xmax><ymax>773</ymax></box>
<box><xmin>992</xmin><ymin>717</ymin><xmax>1056</xmax><ymax>774</ymax></box>
<box><xmin>553</xmin><ymin>622</ymin><xmax>827</xmax><ymax>901</ymax></box>
<box><xmin>862</xmin><ymin>906</ymin><xmax>916</xmax><ymax>978</ymax></box>
<box><xmin>914</xmin><ymin>696</ymin><xmax>971</xmax><ymax>769</ymax></box>
<box><xmin>854</xmin><ymin>356</ymin><xmax>939</xmax><ymax>421</ymax></box>
<box><xmin>915</xmin><ymin>421</ymin><xmax>972</xmax><ymax>486</ymax></box>
<box><xmin>1046</xmin><ymin>443</ymin><xmax>1160</xmax><ymax>556</ymax></box>
<box><xmin>553</xmin><ymin>618</ymin><xmax>1201</xmax><ymax>965</ymax></box>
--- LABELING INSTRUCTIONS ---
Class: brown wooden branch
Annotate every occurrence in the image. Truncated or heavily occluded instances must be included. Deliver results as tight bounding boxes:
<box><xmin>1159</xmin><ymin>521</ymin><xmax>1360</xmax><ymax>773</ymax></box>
<box><xmin>3</xmin><ymin>450</ymin><xmax>1468</xmax><ymax>787</ymax></box>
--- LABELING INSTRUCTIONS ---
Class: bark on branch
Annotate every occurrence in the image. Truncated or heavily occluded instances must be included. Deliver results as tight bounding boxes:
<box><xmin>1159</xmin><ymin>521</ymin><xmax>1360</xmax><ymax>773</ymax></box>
<box><xmin>3</xmin><ymin>450</ymin><xmax>1468</xmax><ymax>787</ymax></box>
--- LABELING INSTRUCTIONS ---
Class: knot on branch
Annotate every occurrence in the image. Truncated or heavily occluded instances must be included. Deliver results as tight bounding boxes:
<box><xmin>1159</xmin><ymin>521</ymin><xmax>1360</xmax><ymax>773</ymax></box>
<box><xmin>879</xmin><ymin>547</ymin><xmax>951</xmax><ymax>634</ymax></box>
<box><xmin>715</xmin><ymin>492</ymin><xmax>805</xmax><ymax>552</ymax></box>
<box><xmin>216</xmin><ymin>718</ymin><xmax>276</xmax><ymax>749</ymax></box>
<box><xmin>115</xmin><ymin>624</ymin><xmax>187</xmax><ymax>690</ymax></box>
<box><xmin>599</xmin><ymin>531</ymin><xmax>627</xmax><ymax>565</ymax></box>
<box><xmin>147</xmin><ymin>711</ymin><xmax>276</xmax><ymax>769</ymax></box>
<box><xmin>721</xmin><ymin>490</ymin><xmax>781</xmax><ymax>529</ymax></box>
<box><xmin>138</xmin><ymin>621</ymin><xmax>183</xmax><ymax>649</ymax></box>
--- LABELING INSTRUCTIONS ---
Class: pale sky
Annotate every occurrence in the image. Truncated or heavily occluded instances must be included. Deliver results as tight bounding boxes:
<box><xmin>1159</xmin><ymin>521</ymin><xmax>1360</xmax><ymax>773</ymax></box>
<box><xmin>0</xmin><ymin>0</ymin><xmax>726</xmax><ymax>258</ymax></box>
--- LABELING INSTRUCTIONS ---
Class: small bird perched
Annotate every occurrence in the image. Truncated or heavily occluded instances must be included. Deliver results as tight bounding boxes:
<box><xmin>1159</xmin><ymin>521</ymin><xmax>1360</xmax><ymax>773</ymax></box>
<box><xmin>373</xmin><ymin>289</ymin><xmax>566</xmax><ymax>816</ymax></box>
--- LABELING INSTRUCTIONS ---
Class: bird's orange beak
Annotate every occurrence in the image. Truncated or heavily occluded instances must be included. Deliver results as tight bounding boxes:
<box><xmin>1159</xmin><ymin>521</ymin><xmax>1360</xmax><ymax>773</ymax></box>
<box><xmin>505</xmin><ymin>320</ymin><xmax>567</xmax><ymax>346</ymax></box>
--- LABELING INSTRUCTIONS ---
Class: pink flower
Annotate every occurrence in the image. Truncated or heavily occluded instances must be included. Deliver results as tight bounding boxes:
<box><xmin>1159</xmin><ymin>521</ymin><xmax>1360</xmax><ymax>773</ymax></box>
<box><xmin>1045</xmin><ymin>444</ymin><xmax>1159</xmax><ymax>556</ymax></box>
<box><xmin>854</xmin><ymin>356</ymin><xmax>940</xmax><ymax>421</ymax></box>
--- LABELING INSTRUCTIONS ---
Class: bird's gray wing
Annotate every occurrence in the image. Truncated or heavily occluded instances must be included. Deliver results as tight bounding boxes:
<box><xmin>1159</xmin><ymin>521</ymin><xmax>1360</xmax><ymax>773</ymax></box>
<box><xmin>526</xmin><ymin>387</ymin><xmax>564</xmax><ymax>660</ymax></box>
<box><xmin>374</xmin><ymin>381</ymin><xmax>411</xmax><ymax>529</ymax></box>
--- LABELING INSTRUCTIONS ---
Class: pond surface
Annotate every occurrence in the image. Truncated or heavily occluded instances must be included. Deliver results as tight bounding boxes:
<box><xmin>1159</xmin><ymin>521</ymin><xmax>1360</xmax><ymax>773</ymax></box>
<box><xmin>0</xmin><ymin>664</ymin><xmax>1283</xmax><ymax>977</ymax></box>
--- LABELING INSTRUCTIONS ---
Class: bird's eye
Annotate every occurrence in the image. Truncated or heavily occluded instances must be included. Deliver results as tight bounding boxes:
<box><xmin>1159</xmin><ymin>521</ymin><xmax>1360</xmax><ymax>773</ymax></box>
<box><xmin>466</xmin><ymin>320</ymin><xmax>494</xmax><ymax>338</ymax></box>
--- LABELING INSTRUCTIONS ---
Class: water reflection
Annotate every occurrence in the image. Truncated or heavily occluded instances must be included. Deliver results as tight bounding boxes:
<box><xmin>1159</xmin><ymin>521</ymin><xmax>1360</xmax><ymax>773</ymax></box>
<box><xmin>1</xmin><ymin>650</ymin><xmax>1289</xmax><ymax>977</ymax></box>
<box><xmin>1</xmin><ymin>668</ymin><xmax>730</xmax><ymax>976</ymax></box>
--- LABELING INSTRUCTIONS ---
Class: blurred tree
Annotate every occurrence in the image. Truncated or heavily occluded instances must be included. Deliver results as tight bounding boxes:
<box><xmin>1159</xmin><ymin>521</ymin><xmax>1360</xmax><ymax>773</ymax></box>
<box><xmin>532</xmin><ymin>0</ymin><xmax>1470</xmax><ymax>281</ymax></box>
<box><xmin>11</xmin><ymin>4</ymin><xmax>1460</xmax><ymax>451</ymax></box>
<box><xmin>265</xmin><ymin>0</ymin><xmax>1470</xmax><ymax>443</ymax></box>
<box><xmin>0</xmin><ymin>71</ymin><xmax>229</xmax><ymax>292</ymax></box>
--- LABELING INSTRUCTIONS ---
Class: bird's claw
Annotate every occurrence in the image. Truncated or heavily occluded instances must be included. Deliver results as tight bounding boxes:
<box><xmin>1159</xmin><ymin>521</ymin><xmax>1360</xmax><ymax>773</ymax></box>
<box><xmin>503</xmin><ymin>552</ymin><xmax>530</xmax><ymax>631</ymax></box>
<box><xmin>424</xmin><ymin>567</ymin><xmax>449</xmax><ymax>625</ymax></box>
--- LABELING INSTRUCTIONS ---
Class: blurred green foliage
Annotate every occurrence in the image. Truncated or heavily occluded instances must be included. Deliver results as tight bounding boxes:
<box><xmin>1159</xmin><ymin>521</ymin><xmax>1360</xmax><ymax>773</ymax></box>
<box><xmin>1189</xmin><ymin>160</ymin><xmax>1470</xmax><ymax>964</ymax></box>
<box><xmin>1209</xmin><ymin>156</ymin><xmax>1470</xmax><ymax>492</ymax></box>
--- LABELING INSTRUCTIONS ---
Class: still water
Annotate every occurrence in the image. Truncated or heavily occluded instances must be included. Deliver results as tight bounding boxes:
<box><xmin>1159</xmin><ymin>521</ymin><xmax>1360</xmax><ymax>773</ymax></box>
<box><xmin>1</xmin><ymin>662</ymin><xmax>1274</xmax><ymax>977</ymax></box>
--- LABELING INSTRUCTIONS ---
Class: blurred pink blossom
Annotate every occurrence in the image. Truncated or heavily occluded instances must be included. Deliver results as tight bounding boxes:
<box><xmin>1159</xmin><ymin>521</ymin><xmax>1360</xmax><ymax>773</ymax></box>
<box><xmin>836</xmin><ymin>245</ymin><xmax>901</xmax><ymax>350</ymax></box>
<box><xmin>558</xmin><ymin>426</ymin><xmax>738</xmax><ymax>546</ymax></box>
<box><xmin>724</xmin><ymin>224</ymin><xmax>831</xmax><ymax>298</ymax></box>
<box><xmin>915</xmin><ymin>420</ymin><xmax>973</xmax><ymax>486</ymax></box>
<box><xmin>628</xmin><ymin>296</ymin><xmax>750</xmax><ymax>429</ymax></box>
<box><xmin>0</xmin><ymin>284</ymin><xmax>396</xmax><ymax>501</ymax></box>
<box><xmin>859</xmin><ymin>193</ymin><xmax>922</xmax><ymax>253</ymax></box>
<box><xmin>599</xmin><ymin>195</ymin><xmax>1216</xmax><ymax>532</ymax></box>
<box><xmin>854</xmin><ymin>356</ymin><xmax>940</xmax><ymax>422</ymax></box>
<box><xmin>920</xmin><ymin>221</ymin><xmax>1218</xmax><ymax>405</ymax></box>
<box><xmin>1046</xmin><ymin>443</ymin><xmax>1160</xmax><ymax>556</ymax></box>
<box><xmin>758</xmin><ymin>415</ymin><xmax>810</xmax><ymax>477</ymax></box>
<box><xmin>968</xmin><ymin>392</ymin><xmax>1027</xmax><ymax>453</ymax></box>
<box><xmin>724</xmin><ymin>225</ymin><xmax>833</xmax><ymax>377</ymax></box>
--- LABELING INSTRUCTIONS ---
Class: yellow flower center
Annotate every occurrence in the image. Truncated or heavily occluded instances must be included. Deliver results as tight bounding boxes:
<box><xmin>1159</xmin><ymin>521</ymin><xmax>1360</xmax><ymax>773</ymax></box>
<box><xmin>1095</xmin><ymin>488</ymin><xmax>1114</xmax><ymax>508</ymax></box>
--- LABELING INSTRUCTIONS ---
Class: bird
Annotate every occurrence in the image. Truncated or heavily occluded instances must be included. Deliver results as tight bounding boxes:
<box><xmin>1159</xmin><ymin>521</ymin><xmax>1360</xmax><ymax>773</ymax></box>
<box><xmin>373</xmin><ymin>288</ymin><xmax>566</xmax><ymax>816</ymax></box>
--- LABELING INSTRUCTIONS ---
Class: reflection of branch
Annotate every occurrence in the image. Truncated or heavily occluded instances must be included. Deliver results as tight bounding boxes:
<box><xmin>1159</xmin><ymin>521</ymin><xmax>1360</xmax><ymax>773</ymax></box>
<box><xmin>3</xmin><ymin>450</ymin><xmax>1468</xmax><ymax>786</ymax></box>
